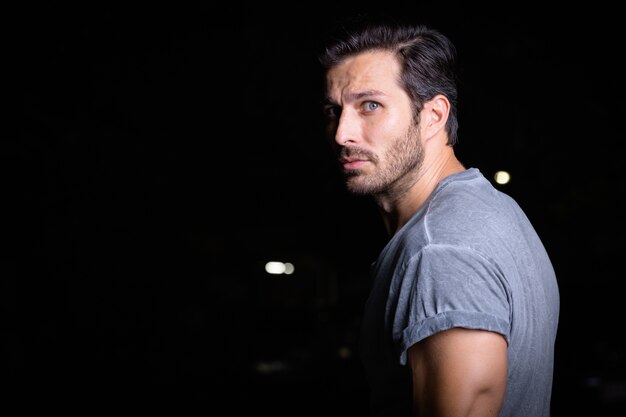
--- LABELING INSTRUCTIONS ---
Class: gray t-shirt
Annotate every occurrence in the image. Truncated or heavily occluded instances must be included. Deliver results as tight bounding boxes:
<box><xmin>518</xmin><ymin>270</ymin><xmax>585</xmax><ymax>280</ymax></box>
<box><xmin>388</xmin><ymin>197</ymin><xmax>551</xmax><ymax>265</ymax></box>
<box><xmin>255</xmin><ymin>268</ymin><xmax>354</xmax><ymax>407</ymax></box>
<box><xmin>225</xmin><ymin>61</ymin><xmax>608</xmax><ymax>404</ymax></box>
<box><xmin>360</xmin><ymin>168</ymin><xmax>560</xmax><ymax>417</ymax></box>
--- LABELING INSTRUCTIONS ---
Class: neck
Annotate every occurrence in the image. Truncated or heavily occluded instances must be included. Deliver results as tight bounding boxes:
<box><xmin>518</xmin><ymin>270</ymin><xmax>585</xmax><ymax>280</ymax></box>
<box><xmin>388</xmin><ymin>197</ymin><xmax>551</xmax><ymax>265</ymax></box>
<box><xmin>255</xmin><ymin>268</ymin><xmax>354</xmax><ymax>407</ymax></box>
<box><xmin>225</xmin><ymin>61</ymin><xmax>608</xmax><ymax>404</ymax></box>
<box><xmin>375</xmin><ymin>148</ymin><xmax>465</xmax><ymax>236</ymax></box>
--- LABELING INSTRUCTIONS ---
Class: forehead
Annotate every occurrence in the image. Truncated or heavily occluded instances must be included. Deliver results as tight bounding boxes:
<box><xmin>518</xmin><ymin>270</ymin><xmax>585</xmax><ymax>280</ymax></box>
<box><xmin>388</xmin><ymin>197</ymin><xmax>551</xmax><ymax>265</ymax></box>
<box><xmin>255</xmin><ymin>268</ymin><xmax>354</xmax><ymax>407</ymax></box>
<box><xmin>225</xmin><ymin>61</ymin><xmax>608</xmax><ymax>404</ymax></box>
<box><xmin>326</xmin><ymin>49</ymin><xmax>402</xmax><ymax>98</ymax></box>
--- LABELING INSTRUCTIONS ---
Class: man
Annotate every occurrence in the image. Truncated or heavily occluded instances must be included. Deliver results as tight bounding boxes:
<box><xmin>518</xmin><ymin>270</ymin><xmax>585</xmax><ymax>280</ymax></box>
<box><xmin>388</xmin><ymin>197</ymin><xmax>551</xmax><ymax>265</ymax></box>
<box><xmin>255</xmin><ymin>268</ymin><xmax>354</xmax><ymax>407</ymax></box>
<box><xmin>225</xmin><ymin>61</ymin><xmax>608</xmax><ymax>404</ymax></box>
<box><xmin>319</xmin><ymin>21</ymin><xmax>560</xmax><ymax>417</ymax></box>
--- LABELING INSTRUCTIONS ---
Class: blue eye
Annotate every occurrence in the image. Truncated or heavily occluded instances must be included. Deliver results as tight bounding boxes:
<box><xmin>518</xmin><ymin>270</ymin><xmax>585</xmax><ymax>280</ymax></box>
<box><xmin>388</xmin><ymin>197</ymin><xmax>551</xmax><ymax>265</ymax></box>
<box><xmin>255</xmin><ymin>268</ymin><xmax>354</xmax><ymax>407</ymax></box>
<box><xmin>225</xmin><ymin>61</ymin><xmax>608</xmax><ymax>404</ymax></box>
<box><xmin>364</xmin><ymin>101</ymin><xmax>379</xmax><ymax>111</ymax></box>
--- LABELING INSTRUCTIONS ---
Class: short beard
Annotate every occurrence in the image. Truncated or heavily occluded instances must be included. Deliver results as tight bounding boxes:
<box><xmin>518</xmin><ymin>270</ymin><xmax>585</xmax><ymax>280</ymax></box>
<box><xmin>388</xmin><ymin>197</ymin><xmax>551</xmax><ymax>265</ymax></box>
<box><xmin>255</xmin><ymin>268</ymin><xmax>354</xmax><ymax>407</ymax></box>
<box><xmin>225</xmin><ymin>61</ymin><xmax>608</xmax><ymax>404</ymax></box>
<box><xmin>344</xmin><ymin>122</ymin><xmax>424</xmax><ymax>197</ymax></box>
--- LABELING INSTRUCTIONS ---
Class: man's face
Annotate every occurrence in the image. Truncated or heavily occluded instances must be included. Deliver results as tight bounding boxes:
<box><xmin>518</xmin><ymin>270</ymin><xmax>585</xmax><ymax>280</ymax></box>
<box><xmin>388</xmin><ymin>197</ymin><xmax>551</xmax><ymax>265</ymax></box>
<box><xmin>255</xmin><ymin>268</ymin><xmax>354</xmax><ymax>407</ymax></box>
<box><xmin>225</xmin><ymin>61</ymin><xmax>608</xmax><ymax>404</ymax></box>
<box><xmin>324</xmin><ymin>50</ymin><xmax>424</xmax><ymax>196</ymax></box>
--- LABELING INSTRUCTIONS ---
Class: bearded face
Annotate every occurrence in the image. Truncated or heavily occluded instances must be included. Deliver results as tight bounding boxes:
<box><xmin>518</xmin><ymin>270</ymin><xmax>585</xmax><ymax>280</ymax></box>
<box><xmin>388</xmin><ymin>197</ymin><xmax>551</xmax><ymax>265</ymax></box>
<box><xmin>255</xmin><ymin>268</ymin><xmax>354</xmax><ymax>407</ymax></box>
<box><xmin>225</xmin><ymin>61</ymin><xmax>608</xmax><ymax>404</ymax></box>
<box><xmin>324</xmin><ymin>50</ymin><xmax>426</xmax><ymax>198</ymax></box>
<box><xmin>340</xmin><ymin>121</ymin><xmax>424</xmax><ymax>196</ymax></box>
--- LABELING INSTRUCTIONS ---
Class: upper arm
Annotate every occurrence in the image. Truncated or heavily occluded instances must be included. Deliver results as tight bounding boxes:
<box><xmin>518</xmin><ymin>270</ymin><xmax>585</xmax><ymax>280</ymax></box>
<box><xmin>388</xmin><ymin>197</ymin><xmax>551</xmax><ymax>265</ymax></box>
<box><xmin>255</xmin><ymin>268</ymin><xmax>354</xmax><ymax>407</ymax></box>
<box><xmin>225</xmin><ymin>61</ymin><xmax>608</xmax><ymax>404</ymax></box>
<box><xmin>407</xmin><ymin>327</ymin><xmax>508</xmax><ymax>417</ymax></box>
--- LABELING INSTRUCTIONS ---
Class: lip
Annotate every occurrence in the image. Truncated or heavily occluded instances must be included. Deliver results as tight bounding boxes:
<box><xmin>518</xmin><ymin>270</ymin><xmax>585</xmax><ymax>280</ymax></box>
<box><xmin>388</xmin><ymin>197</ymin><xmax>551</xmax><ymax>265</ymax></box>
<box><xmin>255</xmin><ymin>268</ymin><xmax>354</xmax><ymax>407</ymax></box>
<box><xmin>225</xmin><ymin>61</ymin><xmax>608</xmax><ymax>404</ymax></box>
<box><xmin>341</xmin><ymin>158</ymin><xmax>368</xmax><ymax>170</ymax></box>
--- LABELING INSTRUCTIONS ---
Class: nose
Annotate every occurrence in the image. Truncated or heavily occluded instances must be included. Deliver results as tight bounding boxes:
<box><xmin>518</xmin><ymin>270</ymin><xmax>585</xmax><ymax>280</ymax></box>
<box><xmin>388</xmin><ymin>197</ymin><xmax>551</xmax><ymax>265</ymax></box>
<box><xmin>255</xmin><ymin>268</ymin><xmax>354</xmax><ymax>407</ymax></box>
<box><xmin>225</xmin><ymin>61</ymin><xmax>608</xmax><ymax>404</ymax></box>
<box><xmin>334</xmin><ymin>110</ymin><xmax>359</xmax><ymax>147</ymax></box>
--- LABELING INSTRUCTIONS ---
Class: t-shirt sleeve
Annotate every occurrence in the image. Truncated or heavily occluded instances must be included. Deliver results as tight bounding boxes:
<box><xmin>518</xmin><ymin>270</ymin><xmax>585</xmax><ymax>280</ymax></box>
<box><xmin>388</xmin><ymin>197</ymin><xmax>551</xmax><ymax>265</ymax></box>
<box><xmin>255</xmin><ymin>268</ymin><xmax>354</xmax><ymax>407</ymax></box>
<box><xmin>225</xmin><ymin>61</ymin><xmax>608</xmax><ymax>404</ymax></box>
<box><xmin>389</xmin><ymin>244</ymin><xmax>511</xmax><ymax>365</ymax></box>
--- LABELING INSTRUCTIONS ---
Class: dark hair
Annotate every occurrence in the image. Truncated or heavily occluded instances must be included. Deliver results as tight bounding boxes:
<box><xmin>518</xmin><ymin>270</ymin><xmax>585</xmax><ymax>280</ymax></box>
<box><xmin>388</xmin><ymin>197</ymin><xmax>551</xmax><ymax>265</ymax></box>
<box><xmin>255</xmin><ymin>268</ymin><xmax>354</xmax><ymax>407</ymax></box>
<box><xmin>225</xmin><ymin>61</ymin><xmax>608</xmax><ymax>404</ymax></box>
<box><xmin>319</xmin><ymin>22</ymin><xmax>459</xmax><ymax>145</ymax></box>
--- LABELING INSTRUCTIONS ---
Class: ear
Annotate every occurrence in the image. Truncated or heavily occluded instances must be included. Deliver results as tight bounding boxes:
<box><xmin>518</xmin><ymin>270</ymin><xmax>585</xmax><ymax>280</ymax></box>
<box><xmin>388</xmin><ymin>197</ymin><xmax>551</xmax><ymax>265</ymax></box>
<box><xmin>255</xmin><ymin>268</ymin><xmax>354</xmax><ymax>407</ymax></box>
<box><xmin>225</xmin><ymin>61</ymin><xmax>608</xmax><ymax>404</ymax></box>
<box><xmin>421</xmin><ymin>94</ymin><xmax>450</xmax><ymax>142</ymax></box>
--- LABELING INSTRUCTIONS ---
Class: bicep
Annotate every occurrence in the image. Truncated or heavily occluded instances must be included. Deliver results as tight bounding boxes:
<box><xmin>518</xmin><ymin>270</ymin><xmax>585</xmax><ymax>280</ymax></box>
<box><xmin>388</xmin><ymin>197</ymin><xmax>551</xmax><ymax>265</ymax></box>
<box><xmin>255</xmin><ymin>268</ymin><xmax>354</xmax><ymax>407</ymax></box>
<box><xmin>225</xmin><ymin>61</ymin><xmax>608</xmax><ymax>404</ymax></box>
<box><xmin>407</xmin><ymin>327</ymin><xmax>508</xmax><ymax>417</ymax></box>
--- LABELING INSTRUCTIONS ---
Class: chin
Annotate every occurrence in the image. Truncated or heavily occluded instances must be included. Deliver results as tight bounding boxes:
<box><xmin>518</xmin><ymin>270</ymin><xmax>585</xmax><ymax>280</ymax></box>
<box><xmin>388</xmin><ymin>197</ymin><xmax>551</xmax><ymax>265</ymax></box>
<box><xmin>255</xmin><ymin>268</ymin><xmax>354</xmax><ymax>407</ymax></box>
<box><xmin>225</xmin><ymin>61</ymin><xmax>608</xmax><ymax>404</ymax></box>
<box><xmin>346</xmin><ymin>177</ymin><xmax>381</xmax><ymax>196</ymax></box>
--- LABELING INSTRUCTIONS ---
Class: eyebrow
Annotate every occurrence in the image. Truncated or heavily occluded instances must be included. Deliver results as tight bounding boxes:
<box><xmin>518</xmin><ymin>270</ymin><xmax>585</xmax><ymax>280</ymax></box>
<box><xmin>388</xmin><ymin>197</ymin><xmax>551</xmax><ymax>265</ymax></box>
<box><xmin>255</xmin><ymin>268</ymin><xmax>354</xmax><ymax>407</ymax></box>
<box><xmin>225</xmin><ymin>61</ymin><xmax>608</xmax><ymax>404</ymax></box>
<box><xmin>323</xmin><ymin>89</ymin><xmax>386</xmax><ymax>106</ymax></box>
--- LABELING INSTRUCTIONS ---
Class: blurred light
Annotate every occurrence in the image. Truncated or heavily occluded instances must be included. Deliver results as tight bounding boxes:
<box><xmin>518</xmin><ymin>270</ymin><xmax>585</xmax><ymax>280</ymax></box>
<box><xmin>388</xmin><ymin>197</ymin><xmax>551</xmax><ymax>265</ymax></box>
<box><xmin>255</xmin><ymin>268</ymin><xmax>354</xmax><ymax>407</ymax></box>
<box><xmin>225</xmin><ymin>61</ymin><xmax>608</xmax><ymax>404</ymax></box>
<box><xmin>254</xmin><ymin>360</ymin><xmax>290</xmax><ymax>374</ymax></box>
<box><xmin>337</xmin><ymin>346</ymin><xmax>352</xmax><ymax>360</ymax></box>
<box><xmin>265</xmin><ymin>261</ymin><xmax>295</xmax><ymax>275</ymax></box>
<box><xmin>494</xmin><ymin>170</ymin><xmax>511</xmax><ymax>185</ymax></box>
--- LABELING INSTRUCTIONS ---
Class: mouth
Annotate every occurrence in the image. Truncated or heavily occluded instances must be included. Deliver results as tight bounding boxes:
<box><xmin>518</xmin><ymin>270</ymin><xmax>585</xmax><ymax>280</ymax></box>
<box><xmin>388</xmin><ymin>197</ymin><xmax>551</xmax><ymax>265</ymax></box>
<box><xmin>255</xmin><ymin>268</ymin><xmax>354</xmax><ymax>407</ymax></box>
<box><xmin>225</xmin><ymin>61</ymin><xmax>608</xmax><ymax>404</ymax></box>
<box><xmin>340</xmin><ymin>157</ymin><xmax>369</xmax><ymax>170</ymax></box>
<box><xmin>338</xmin><ymin>146</ymin><xmax>374</xmax><ymax>171</ymax></box>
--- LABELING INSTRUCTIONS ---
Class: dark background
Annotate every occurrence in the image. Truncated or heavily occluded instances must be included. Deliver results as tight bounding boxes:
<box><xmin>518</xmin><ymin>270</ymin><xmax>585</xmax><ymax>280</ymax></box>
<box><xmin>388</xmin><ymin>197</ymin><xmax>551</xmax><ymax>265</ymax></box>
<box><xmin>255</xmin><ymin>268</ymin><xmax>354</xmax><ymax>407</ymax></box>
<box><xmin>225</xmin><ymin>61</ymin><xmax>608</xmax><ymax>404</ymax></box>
<box><xmin>10</xmin><ymin>2</ymin><xmax>625</xmax><ymax>415</ymax></box>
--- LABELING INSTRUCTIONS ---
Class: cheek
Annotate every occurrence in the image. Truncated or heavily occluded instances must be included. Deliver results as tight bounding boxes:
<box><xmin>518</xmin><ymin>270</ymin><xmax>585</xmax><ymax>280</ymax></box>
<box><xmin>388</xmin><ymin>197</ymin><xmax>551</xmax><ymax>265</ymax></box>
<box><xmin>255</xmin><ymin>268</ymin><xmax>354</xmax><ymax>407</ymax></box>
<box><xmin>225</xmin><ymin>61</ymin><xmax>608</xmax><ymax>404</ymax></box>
<box><xmin>367</xmin><ymin>114</ymin><xmax>410</xmax><ymax>143</ymax></box>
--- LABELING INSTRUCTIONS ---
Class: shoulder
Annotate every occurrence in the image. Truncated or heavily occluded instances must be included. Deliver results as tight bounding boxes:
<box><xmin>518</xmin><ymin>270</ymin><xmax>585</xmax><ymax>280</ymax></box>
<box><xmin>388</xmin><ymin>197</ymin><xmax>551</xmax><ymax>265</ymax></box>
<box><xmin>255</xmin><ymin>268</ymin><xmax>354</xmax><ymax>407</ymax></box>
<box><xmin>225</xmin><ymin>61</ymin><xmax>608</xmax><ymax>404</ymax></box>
<box><xmin>423</xmin><ymin>169</ymin><xmax>524</xmax><ymax>245</ymax></box>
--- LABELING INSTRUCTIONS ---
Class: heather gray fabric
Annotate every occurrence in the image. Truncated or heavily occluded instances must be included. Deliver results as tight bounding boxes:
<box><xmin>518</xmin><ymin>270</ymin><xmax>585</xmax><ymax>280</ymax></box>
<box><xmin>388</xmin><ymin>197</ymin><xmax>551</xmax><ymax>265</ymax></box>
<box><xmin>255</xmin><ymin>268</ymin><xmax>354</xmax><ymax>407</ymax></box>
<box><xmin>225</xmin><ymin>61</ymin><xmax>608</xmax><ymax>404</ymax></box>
<box><xmin>359</xmin><ymin>168</ymin><xmax>560</xmax><ymax>417</ymax></box>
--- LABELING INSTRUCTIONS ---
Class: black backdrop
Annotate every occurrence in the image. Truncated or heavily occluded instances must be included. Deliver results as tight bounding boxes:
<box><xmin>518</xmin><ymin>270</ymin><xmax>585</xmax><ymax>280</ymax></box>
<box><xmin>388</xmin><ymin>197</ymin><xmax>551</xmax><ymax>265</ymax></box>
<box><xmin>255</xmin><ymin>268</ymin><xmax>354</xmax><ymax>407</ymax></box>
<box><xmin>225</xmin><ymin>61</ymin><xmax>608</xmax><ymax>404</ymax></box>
<box><xmin>11</xmin><ymin>2</ymin><xmax>625</xmax><ymax>415</ymax></box>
